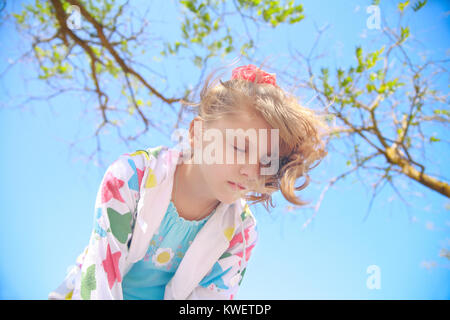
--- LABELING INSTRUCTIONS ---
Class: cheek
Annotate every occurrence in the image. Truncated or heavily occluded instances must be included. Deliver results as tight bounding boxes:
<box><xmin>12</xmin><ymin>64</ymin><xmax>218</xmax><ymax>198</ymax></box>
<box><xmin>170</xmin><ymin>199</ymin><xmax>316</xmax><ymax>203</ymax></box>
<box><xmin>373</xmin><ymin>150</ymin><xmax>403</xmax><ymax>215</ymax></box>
<box><xmin>209</xmin><ymin>164</ymin><xmax>235</xmax><ymax>189</ymax></box>
<box><xmin>216</xmin><ymin>164</ymin><xmax>232</xmax><ymax>181</ymax></box>
<box><xmin>202</xmin><ymin>164</ymin><xmax>225</xmax><ymax>184</ymax></box>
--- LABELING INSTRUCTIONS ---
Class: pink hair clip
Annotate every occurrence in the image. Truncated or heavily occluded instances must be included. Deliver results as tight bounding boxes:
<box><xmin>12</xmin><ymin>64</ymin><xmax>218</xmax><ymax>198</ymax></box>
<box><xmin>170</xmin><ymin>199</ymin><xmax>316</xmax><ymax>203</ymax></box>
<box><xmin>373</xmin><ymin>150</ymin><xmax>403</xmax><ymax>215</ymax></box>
<box><xmin>231</xmin><ymin>64</ymin><xmax>278</xmax><ymax>87</ymax></box>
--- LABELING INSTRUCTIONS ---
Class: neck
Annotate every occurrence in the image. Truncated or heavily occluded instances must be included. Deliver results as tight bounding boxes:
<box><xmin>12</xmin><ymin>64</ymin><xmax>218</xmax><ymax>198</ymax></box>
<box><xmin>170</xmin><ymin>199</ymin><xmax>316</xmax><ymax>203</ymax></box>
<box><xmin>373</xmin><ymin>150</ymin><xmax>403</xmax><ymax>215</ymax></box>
<box><xmin>172</xmin><ymin>159</ymin><xmax>220</xmax><ymax>219</ymax></box>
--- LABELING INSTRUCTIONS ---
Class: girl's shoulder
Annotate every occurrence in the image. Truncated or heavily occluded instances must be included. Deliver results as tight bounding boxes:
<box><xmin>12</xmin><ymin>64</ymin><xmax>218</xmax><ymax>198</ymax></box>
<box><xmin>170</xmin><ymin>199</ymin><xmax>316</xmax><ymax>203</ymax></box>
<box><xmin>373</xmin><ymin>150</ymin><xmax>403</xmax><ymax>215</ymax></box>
<box><xmin>109</xmin><ymin>145</ymin><xmax>169</xmax><ymax>194</ymax></box>
<box><xmin>127</xmin><ymin>145</ymin><xmax>167</xmax><ymax>163</ymax></box>
<box><xmin>120</xmin><ymin>145</ymin><xmax>169</xmax><ymax>171</ymax></box>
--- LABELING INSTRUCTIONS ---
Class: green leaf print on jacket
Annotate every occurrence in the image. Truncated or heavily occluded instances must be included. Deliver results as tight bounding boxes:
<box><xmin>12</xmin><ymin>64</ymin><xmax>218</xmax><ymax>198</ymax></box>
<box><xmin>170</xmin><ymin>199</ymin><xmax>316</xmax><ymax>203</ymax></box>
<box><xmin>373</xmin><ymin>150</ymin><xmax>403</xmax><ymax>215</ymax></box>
<box><xmin>80</xmin><ymin>264</ymin><xmax>96</xmax><ymax>300</ymax></box>
<box><xmin>149</xmin><ymin>146</ymin><xmax>163</xmax><ymax>159</ymax></box>
<box><xmin>107</xmin><ymin>207</ymin><xmax>132</xmax><ymax>244</ymax></box>
<box><xmin>240</xmin><ymin>203</ymin><xmax>252</xmax><ymax>221</ymax></box>
<box><xmin>130</xmin><ymin>146</ymin><xmax>163</xmax><ymax>162</ymax></box>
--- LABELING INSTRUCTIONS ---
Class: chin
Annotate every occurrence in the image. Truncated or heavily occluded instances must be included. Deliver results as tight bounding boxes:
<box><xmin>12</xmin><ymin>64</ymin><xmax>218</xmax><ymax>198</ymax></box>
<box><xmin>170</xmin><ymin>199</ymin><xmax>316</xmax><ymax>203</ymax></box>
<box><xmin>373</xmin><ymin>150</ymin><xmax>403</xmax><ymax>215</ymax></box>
<box><xmin>218</xmin><ymin>197</ymin><xmax>234</xmax><ymax>205</ymax></box>
<box><xmin>215</xmin><ymin>194</ymin><xmax>236</xmax><ymax>205</ymax></box>
<box><xmin>221</xmin><ymin>195</ymin><xmax>243</xmax><ymax>205</ymax></box>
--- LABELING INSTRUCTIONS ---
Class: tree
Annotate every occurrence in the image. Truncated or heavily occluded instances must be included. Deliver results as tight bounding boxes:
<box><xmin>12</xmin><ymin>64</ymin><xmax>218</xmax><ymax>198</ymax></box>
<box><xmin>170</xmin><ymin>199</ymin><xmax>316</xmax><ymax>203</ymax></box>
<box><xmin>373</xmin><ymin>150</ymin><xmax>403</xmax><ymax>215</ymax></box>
<box><xmin>277</xmin><ymin>0</ymin><xmax>449</xmax><ymax>261</ymax></box>
<box><xmin>4</xmin><ymin>0</ymin><xmax>448</xmax><ymax>209</ymax></box>
<box><xmin>3</xmin><ymin>0</ymin><xmax>305</xmax><ymax>164</ymax></box>
<box><xmin>3</xmin><ymin>0</ymin><xmax>449</xmax><ymax>254</ymax></box>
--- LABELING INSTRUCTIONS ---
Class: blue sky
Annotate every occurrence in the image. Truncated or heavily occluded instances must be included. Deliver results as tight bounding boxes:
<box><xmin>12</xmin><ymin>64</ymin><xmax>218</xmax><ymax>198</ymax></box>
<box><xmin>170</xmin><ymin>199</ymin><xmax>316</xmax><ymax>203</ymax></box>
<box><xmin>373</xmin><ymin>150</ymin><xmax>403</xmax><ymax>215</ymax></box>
<box><xmin>0</xmin><ymin>0</ymin><xmax>449</xmax><ymax>299</ymax></box>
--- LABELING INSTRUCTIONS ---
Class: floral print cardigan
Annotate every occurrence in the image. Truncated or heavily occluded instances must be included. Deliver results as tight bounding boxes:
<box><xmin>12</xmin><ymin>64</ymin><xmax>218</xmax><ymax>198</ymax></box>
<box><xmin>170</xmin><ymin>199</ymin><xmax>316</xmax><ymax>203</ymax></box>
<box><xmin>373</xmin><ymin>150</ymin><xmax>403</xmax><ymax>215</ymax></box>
<box><xmin>48</xmin><ymin>145</ymin><xmax>258</xmax><ymax>300</ymax></box>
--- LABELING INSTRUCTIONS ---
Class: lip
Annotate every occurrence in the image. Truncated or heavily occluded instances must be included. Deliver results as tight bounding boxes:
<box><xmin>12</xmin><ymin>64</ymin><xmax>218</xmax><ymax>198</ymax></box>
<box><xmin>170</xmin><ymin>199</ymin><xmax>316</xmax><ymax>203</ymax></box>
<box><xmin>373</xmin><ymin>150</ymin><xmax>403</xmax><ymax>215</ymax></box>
<box><xmin>228</xmin><ymin>181</ymin><xmax>246</xmax><ymax>190</ymax></box>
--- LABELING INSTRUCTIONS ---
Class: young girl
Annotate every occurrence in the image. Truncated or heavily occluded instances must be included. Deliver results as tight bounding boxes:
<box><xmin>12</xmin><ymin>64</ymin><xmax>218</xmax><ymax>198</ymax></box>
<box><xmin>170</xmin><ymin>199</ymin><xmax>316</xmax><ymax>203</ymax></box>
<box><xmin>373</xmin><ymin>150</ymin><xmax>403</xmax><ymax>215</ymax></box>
<box><xmin>48</xmin><ymin>63</ymin><xmax>329</xmax><ymax>300</ymax></box>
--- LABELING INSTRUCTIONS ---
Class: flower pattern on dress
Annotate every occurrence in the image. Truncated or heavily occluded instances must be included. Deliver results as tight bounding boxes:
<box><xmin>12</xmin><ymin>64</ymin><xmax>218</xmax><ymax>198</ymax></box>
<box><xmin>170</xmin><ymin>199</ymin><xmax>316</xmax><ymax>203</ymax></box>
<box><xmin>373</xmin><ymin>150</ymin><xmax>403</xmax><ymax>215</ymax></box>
<box><xmin>152</xmin><ymin>248</ymin><xmax>174</xmax><ymax>267</ymax></box>
<box><xmin>139</xmin><ymin>201</ymin><xmax>208</xmax><ymax>273</ymax></box>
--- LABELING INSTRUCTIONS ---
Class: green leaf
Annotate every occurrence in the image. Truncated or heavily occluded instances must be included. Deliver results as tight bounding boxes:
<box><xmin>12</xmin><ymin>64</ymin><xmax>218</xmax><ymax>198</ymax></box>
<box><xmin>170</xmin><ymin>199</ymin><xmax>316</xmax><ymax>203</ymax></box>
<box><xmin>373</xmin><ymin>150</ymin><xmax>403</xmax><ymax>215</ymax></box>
<box><xmin>34</xmin><ymin>46</ymin><xmax>46</xmax><ymax>59</ymax></box>
<box><xmin>12</xmin><ymin>13</ymin><xmax>26</xmax><ymax>24</ymax></box>
<box><xmin>429</xmin><ymin>136</ymin><xmax>440</xmax><ymax>142</ymax></box>
<box><xmin>434</xmin><ymin>109</ymin><xmax>450</xmax><ymax>117</ymax></box>
<box><xmin>181</xmin><ymin>0</ymin><xmax>196</xmax><ymax>12</ymax></box>
<box><xmin>203</xmin><ymin>12</ymin><xmax>211</xmax><ymax>23</ymax></box>
<box><xmin>342</xmin><ymin>75</ymin><xmax>353</xmax><ymax>87</ymax></box>
<box><xmin>193</xmin><ymin>55</ymin><xmax>203</xmax><ymax>68</ymax></box>
<box><xmin>92</xmin><ymin>47</ymin><xmax>101</xmax><ymax>57</ymax></box>
<box><xmin>356</xmin><ymin>46</ymin><xmax>363</xmax><ymax>60</ymax></box>
<box><xmin>398</xmin><ymin>1</ymin><xmax>410</xmax><ymax>12</ymax></box>
<box><xmin>376</xmin><ymin>69</ymin><xmax>385</xmax><ymax>81</ymax></box>
<box><xmin>240</xmin><ymin>41</ymin><xmax>253</xmax><ymax>56</ymax></box>
<box><xmin>366</xmin><ymin>83</ymin><xmax>376</xmax><ymax>93</ymax></box>
<box><xmin>377</xmin><ymin>84</ymin><xmax>387</xmax><ymax>94</ymax></box>
<box><xmin>405</xmin><ymin>137</ymin><xmax>412</xmax><ymax>148</ymax></box>
<box><xmin>213</xmin><ymin>19</ymin><xmax>219</xmax><ymax>30</ymax></box>
<box><xmin>400</xmin><ymin>27</ymin><xmax>410</xmax><ymax>43</ymax></box>
<box><xmin>289</xmin><ymin>14</ymin><xmax>304</xmax><ymax>24</ymax></box>
<box><xmin>412</xmin><ymin>0</ymin><xmax>427</xmax><ymax>11</ymax></box>
<box><xmin>181</xmin><ymin>23</ymin><xmax>188</xmax><ymax>39</ymax></box>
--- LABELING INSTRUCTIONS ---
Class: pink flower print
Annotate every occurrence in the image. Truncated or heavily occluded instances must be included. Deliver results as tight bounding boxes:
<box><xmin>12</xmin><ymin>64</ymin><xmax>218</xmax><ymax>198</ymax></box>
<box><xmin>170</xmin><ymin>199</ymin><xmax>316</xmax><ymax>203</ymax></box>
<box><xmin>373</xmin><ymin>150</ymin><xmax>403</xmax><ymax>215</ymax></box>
<box><xmin>102</xmin><ymin>243</ymin><xmax>122</xmax><ymax>289</ymax></box>
<box><xmin>101</xmin><ymin>171</ymin><xmax>125</xmax><ymax>203</ymax></box>
<box><xmin>144</xmin><ymin>253</ymin><xmax>150</xmax><ymax>262</ymax></box>
<box><xmin>236</xmin><ymin>243</ymin><xmax>256</xmax><ymax>266</ymax></box>
<box><xmin>228</xmin><ymin>227</ymin><xmax>250</xmax><ymax>249</ymax></box>
<box><xmin>159</xmin><ymin>235</ymin><xmax>163</xmax><ymax>241</ymax></box>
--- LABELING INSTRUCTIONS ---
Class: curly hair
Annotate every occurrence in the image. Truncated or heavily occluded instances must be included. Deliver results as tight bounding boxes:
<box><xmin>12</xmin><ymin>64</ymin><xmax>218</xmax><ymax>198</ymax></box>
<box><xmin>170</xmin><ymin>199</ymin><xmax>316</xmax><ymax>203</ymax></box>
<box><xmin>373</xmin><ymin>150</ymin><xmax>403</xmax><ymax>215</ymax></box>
<box><xmin>181</xmin><ymin>63</ymin><xmax>330</xmax><ymax>212</ymax></box>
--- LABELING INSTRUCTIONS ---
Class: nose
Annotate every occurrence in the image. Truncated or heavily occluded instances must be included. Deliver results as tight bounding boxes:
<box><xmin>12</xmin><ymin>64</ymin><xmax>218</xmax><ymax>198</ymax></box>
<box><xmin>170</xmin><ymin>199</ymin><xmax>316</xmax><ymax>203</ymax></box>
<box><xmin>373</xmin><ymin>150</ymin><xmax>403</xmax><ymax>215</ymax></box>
<box><xmin>239</xmin><ymin>163</ymin><xmax>259</xmax><ymax>184</ymax></box>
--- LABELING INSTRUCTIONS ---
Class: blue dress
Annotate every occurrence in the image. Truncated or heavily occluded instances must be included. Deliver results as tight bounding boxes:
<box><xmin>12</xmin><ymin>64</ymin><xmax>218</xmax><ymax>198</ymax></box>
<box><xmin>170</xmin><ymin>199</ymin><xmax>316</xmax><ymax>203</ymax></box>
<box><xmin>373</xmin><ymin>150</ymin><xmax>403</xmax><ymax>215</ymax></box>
<box><xmin>122</xmin><ymin>200</ymin><xmax>216</xmax><ymax>300</ymax></box>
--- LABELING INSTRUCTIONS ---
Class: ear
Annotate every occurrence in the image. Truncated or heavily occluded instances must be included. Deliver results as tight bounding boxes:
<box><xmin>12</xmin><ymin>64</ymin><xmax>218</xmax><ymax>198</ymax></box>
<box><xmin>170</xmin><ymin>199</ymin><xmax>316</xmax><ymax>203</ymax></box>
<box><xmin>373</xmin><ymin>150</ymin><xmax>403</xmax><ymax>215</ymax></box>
<box><xmin>189</xmin><ymin>116</ymin><xmax>203</xmax><ymax>149</ymax></box>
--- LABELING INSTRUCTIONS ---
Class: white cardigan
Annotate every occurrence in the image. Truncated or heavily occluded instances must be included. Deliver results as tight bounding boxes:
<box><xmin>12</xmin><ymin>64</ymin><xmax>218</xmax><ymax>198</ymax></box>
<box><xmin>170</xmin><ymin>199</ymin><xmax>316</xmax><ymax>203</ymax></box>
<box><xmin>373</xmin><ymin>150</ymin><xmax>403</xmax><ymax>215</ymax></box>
<box><xmin>49</xmin><ymin>145</ymin><xmax>258</xmax><ymax>300</ymax></box>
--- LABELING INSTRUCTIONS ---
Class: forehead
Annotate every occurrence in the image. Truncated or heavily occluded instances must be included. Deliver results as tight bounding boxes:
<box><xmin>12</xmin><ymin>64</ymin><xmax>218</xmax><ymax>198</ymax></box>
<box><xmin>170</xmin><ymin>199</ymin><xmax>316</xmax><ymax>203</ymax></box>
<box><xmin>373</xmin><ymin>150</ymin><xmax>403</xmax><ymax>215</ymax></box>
<box><xmin>210</xmin><ymin>112</ymin><xmax>274</xmax><ymax>154</ymax></box>
<box><xmin>217</xmin><ymin>112</ymin><xmax>272</xmax><ymax>130</ymax></box>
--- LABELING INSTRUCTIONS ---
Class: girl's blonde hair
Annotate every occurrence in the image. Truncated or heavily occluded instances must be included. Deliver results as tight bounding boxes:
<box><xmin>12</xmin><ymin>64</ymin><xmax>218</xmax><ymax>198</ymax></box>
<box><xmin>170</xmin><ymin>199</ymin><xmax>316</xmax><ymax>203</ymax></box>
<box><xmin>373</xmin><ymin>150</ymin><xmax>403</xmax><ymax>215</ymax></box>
<box><xmin>181</xmin><ymin>62</ymin><xmax>330</xmax><ymax>212</ymax></box>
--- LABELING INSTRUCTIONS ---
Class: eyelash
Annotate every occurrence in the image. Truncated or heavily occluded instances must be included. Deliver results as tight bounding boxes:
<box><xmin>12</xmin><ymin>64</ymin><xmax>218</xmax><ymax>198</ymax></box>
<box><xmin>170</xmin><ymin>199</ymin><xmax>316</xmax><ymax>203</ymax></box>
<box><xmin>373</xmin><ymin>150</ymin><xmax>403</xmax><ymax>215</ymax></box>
<box><xmin>234</xmin><ymin>145</ymin><xmax>271</xmax><ymax>166</ymax></box>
